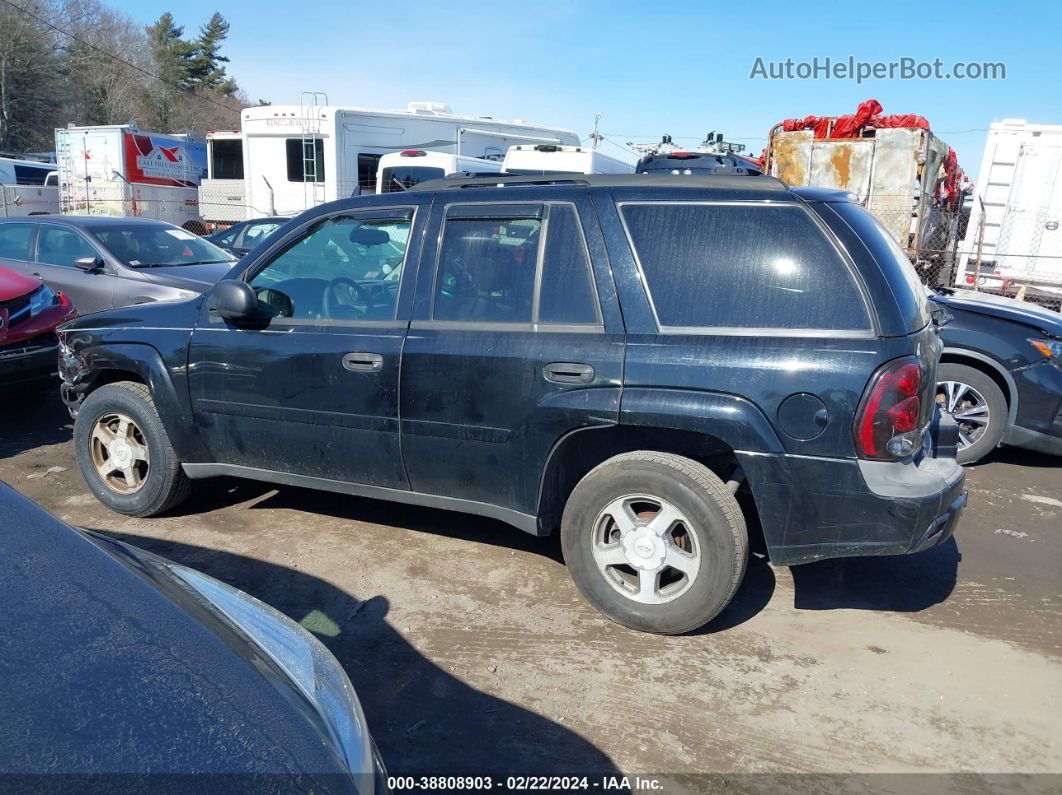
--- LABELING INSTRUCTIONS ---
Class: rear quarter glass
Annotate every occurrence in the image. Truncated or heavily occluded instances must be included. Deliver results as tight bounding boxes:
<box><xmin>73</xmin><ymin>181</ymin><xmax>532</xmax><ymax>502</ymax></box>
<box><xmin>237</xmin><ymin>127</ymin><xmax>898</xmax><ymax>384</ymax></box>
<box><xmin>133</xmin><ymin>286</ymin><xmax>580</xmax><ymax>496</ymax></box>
<box><xmin>619</xmin><ymin>202</ymin><xmax>872</xmax><ymax>333</ymax></box>
<box><xmin>825</xmin><ymin>201</ymin><xmax>931</xmax><ymax>335</ymax></box>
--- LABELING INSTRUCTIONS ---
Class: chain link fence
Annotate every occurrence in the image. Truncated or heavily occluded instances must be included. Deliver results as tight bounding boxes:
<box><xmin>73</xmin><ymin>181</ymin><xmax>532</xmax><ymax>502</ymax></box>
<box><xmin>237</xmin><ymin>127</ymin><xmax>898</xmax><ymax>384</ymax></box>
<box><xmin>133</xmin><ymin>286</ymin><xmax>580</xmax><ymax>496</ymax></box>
<box><xmin>864</xmin><ymin>199</ymin><xmax>1061</xmax><ymax>312</ymax></box>
<box><xmin>0</xmin><ymin>184</ymin><xmax>61</xmax><ymax>217</ymax></box>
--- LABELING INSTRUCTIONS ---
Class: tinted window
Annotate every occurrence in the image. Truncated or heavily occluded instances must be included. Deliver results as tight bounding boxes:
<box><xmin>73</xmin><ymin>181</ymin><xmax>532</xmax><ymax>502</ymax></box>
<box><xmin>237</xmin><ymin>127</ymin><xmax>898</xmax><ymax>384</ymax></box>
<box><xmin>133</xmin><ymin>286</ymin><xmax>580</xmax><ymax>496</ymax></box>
<box><xmin>37</xmin><ymin>227</ymin><xmax>99</xmax><ymax>268</ymax></box>
<box><xmin>433</xmin><ymin>212</ymin><xmax>541</xmax><ymax>323</ymax></box>
<box><xmin>13</xmin><ymin>164</ymin><xmax>51</xmax><ymax>185</ymax></box>
<box><xmin>381</xmin><ymin>166</ymin><xmax>445</xmax><ymax>193</ymax></box>
<box><xmin>285</xmin><ymin>138</ymin><xmax>325</xmax><ymax>183</ymax></box>
<box><xmin>210</xmin><ymin>139</ymin><xmax>243</xmax><ymax>180</ymax></box>
<box><xmin>91</xmin><ymin>225</ymin><xmax>232</xmax><ymax>267</ymax></box>
<box><xmin>0</xmin><ymin>223</ymin><xmax>34</xmax><ymax>260</ymax></box>
<box><xmin>250</xmin><ymin>213</ymin><xmax>412</xmax><ymax>321</ymax></box>
<box><xmin>538</xmin><ymin>205</ymin><xmax>599</xmax><ymax>325</ymax></box>
<box><xmin>622</xmin><ymin>203</ymin><xmax>869</xmax><ymax>331</ymax></box>
<box><xmin>240</xmin><ymin>221</ymin><xmax>282</xmax><ymax>248</ymax></box>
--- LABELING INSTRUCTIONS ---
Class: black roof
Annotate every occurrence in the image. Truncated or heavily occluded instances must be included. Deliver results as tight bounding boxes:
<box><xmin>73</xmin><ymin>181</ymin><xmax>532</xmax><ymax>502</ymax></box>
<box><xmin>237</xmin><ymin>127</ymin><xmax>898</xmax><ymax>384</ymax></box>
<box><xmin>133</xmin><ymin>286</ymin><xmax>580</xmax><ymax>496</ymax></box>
<box><xmin>410</xmin><ymin>173</ymin><xmax>789</xmax><ymax>193</ymax></box>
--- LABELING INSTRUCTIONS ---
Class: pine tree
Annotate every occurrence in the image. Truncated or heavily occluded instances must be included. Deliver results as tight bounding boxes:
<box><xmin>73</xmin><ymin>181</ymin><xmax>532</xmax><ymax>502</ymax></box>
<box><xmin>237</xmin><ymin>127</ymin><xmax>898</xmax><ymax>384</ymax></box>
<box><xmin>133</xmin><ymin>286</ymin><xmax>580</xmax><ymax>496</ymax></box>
<box><xmin>188</xmin><ymin>13</ymin><xmax>236</xmax><ymax>96</ymax></box>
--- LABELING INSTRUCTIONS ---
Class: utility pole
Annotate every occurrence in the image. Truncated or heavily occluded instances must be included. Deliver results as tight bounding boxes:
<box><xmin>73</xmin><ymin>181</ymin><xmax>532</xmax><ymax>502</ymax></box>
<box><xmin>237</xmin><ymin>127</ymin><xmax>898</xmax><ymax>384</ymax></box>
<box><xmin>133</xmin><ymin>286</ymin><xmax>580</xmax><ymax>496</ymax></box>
<box><xmin>589</xmin><ymin>113</ymin><xmax>603</xmax><ymax>150</ymax></box>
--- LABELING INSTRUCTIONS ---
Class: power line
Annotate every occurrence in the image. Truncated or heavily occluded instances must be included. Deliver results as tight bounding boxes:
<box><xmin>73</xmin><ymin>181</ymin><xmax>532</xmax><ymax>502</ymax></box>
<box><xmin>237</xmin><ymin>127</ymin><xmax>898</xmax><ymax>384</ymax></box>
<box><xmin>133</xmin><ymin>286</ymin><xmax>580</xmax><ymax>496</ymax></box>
<box><xmin>0</xmin><ymin>0</ymin><xmax>239</xmax><ymax>114</ymax></box>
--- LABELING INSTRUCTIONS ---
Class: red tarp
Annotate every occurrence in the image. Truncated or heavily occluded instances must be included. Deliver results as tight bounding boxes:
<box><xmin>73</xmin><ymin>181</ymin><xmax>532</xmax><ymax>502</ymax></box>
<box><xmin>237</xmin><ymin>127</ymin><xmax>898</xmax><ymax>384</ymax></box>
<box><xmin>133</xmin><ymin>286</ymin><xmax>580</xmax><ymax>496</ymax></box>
<box><xmin>778</xmin><ymin>99</ymin><xmax>931</xmax><ymax>140</ymax></box>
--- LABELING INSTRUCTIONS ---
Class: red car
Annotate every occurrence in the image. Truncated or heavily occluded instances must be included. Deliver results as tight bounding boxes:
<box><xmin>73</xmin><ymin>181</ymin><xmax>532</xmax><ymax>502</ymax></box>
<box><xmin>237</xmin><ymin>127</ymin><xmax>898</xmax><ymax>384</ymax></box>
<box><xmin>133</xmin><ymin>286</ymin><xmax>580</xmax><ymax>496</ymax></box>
<box><xmin>0</xmin><ymin>267</ymin><xmax>75</xmax><ymax>390</ymax></box>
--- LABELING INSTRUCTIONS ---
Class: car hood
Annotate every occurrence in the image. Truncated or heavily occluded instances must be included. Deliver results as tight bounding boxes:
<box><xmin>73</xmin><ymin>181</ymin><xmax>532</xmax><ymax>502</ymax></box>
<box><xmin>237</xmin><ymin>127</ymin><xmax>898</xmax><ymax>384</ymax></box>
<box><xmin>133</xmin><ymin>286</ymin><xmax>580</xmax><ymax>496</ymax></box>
<box><xmin>0</xmin><ymin>483</ymin><xmax>359</xmax><ymax>786</ymax></box>
<box><xmin>931</xmin><ymin>289</ymin><xmax>1062</xmax><ymax>336</ymax></box>
<box><xmin>134</xmin><ymin>261</ymin><xmax>237</xmax><ymax>292</ymax></box>
<box><xmin>0</xmin><ymin>267</ymin><xmax>40</xmax><ymax>301</ymax></box>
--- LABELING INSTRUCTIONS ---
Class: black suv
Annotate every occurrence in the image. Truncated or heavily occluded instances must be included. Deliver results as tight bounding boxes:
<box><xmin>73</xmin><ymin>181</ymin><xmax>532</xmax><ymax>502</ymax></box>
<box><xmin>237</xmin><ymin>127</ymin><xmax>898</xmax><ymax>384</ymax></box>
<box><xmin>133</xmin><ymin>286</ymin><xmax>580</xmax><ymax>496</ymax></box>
<box><xmin>58</xmin><ymin>175</ymin><xmax>966</xmax><ymax>635</ymax></box>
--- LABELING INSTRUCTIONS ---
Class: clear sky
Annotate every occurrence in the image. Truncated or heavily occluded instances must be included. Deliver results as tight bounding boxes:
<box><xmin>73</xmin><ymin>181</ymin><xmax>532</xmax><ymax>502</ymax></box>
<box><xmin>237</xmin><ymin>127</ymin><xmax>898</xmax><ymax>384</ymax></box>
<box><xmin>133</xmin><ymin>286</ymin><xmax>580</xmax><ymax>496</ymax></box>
<box><xmin>123</xmin><ymin>0</ymin><xmax>1061</xmax><ymax>181</ymax></box>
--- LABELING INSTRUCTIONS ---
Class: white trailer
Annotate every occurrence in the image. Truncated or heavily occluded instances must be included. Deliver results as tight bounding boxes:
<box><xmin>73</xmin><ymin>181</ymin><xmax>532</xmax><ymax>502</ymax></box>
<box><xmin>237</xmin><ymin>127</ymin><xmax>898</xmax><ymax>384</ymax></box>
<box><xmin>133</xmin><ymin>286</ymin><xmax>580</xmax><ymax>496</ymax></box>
<box><xmin>199</xmin><ymin>129</ymin><xmax>246</xmax><ymax>228</ymax></box>
<box><xmin>958</xmin><ymin>119</ymin><xmax>1062</xmax><ymax>299</ymax></box>
<box><xmin>239</xmin><ymin>100</ymin><xmax>579</xmax><ymax>216</ymax></box>
<box><xmin>502</xmin><ymin>144</ymin><xmax>633</xmax><ymax>175</ymax></box>
<box><xmin>0</xmin><ymin>156</ymin><xmax>60</xmax><ymax>216</ymax></box>
<box><xmin>375</xmin><ymin>150</ymin><xmax>502</xmax><ymax>193</ymax></box>
<box><xmin>54</xmin><ymin>124</ymin><xmax>208</xmax><ymax>231</ymax></box>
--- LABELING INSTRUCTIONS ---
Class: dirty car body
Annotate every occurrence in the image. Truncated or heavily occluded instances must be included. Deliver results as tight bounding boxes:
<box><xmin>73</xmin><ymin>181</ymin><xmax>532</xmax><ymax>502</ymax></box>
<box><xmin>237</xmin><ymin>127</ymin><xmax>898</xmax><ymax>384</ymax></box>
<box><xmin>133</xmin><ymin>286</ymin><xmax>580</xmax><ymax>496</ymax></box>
<box><xmin>0</xmin><ymin>267</ymin><xmax>75</xmax><ymax>388</ymax></box>
<box><xmin>0</xmin><ymin>482</ymin><xmax>385</xmax><ymax>792</ymax></box>
<box><xmin>58</xmin><ymin>174</ymin><xmax>966</xmax><ymax>633</ymax></box>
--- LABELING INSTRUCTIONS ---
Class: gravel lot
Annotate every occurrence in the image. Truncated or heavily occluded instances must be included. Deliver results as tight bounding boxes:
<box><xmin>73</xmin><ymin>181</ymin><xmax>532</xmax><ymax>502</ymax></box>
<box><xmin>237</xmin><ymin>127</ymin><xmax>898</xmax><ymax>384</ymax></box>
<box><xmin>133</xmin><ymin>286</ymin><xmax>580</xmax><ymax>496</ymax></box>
<box><xmin>2</xmin><ymin>391</ymin><xmax>1060</xmax><ymax>788</ymax></box>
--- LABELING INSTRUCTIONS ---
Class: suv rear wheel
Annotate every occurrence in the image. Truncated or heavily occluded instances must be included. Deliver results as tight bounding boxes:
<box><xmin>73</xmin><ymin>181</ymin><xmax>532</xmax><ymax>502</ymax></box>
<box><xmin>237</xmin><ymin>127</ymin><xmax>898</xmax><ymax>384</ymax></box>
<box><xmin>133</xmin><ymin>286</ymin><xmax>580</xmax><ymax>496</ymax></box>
<box><xmin>74</xmin><ymin>381</ymin><xmax>191</xmax><ymax>516</ymax></box>
<box><xmin>560</xmin><ymin>451</ymin><xmax>748</xmax><ymax>634</ymax></box>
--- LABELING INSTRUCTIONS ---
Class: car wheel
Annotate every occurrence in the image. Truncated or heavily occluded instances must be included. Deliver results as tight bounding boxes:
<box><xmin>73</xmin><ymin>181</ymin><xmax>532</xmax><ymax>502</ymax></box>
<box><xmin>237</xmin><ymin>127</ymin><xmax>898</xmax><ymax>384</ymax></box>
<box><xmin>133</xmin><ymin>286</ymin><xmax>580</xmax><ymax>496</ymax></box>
<box><xmin>560</xmin><ymin>451</ymin><xmax>748</xmax><ymax>635</ymax></box>
<box><xmin>936</xmin><ymin>363</ymin><xmax>1007</xmax><ymax>465</ymax></box>
<box><xmin>74</xmin><ymin>381</ymin><xmax>191</xmax><ymax>516</ymax></box>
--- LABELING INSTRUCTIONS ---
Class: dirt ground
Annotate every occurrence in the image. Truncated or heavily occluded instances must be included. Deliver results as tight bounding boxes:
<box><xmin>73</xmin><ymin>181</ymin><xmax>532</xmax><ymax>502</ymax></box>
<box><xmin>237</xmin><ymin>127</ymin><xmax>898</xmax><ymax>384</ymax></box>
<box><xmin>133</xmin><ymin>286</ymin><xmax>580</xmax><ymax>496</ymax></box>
<box><xmin>2</xmin><ymin>391</ymin><xmax>1060</xmax><ymax>790</ymax></box>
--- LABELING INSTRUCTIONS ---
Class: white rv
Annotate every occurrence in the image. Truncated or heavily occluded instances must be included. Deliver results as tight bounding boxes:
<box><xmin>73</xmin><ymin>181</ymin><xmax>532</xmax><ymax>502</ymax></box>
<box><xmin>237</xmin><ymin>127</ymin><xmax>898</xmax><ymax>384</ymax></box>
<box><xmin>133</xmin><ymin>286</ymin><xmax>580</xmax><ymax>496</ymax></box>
<box><xmin>375</xmin><ymin>150</ymin><xmax>502</xmax><ymax>193</ymax></box>
<box><xmin>0</xmin><ymin>156</ymin><xmax>60</xmax><ymax>215</ymax></box>
<box><xmin>237</xmin><ymin>101</ymin><xmax>579</xmax><ymax>216</ymax></box>
<box><xmin>958</xmin><ymin>119</ymin><xmax>1062</xmax><ymax>298</ymax></box>
<box><xmin>502</xmin><ymin>144</ymin><xmax>633</xmax><ymax>175</ymax></box>
<box><xmin>199</xmin><ymin>129</ymin><xmax>246</xmax><ymax>227</ymax></box>
<box><xmin>54</xmin><ymin>124</ymin><xmax>208</xmax><ymax>231</ymax></box>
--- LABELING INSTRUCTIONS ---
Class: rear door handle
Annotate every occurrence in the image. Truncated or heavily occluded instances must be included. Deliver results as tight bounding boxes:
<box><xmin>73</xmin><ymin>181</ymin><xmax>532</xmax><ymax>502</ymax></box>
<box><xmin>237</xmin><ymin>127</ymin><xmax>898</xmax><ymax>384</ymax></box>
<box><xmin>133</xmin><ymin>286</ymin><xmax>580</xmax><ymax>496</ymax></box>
<box><xmin>544</xmin><ymin>362</ymin><xmax>595</xmax><ymax>384</ymax></box>
<box><xmin>342</xmin><ymin>352</ymin><xmax>383</xmax><ymax>372</ymax></box>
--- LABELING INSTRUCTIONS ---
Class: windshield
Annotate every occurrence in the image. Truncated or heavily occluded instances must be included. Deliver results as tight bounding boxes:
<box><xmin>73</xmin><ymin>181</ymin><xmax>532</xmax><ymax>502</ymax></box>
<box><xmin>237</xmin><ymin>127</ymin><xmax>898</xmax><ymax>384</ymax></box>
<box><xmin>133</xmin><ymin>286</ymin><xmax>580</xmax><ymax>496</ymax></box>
<box><xmin>91</xmin><ymin>225</ymin><xmax>234</xmax><ymax>267</ymax></box>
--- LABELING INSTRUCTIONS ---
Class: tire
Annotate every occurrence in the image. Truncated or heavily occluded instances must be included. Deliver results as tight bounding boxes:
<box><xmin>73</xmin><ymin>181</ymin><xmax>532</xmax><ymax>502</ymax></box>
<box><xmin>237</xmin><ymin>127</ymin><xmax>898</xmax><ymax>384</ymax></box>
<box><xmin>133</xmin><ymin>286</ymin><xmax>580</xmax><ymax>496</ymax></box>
<box><xmin>73</xmin><ymin>381</ymin><xmax>192</xmax><ymax>516</ymax></box>
<box><xmin>936</xmin><ymin>363</ymin><xmax>1007</xmax><ymax>465</ymax></box>
<box><xmin>560</xmin><ymin>451</ymin><xmax>748</xmax><ymax>635</ymax></box>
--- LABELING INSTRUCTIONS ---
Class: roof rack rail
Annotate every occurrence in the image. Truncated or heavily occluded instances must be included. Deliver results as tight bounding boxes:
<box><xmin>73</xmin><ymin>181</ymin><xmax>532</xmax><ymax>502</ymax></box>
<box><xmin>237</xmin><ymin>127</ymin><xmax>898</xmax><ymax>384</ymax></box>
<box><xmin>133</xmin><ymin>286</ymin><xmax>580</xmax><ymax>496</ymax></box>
<box><xmin>410</xmin><ymin>173</ymin><xmax>788</xmax><ymax>192</ymax></box>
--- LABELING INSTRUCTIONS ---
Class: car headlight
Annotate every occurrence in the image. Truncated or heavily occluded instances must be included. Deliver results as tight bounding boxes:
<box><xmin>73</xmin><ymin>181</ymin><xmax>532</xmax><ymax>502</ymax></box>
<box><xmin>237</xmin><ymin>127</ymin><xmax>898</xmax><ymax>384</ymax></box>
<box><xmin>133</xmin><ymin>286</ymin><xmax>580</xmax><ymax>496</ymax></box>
<box><xmin>27</xmin><ymin>285</ymin><xmax>58</xmax><ymax>317</ymax></box>
<box><xmin>169</xmin><ymin>565</ymin><xmax>375</xmax><ymax>790</ymax></box>
<box><xmin>1029</xmin><ymin>338</ymin><xmax>1062</xmax><ymax>361</ymax></box>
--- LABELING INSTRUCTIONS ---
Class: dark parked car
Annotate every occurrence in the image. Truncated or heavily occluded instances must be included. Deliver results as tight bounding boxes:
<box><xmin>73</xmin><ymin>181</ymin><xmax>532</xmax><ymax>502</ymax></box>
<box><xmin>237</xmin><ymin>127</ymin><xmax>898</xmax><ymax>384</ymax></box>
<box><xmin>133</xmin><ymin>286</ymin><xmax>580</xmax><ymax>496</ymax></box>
<box><xmin>636</xmin><ymin>150</ymin><xmax>764</xmax><ymax>176</ymax></box>
<box><xmin>0</xmin><ymin>266</ymin><xmax>75</xmax><ymax>389</ymax></box>
<box><xmin>58</xmin><ymin>174</ymin><xmax>965</xmax><ymax>635</ymax></box>
<box><xmin>0</xmin><ymin>482</ymin><xmax>386</xmax><ymax>792</ymax></box>
<box><xmin>205</xmin><ymin>216</ymin><xmax>288</xmax><ymax>257</ymax></box>
<box><xmin>929</xmin><ymin>286</ymin><xmax>1062</xmax><ymax>463</ymax></box>
<box><xmin>0</xmin><ymin>216</ymin><xmax>236</xmax><ymax>315</ymax></box>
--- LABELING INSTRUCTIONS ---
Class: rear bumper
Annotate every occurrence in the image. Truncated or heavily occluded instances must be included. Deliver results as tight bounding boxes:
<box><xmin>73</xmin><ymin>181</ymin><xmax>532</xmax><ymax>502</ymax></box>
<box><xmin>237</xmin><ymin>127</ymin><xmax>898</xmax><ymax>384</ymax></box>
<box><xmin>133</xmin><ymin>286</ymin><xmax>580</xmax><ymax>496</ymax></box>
<box><xmin>739</xmin><ymin>417</ymin><xmax>967</xmax><ymax>567</ymax></box>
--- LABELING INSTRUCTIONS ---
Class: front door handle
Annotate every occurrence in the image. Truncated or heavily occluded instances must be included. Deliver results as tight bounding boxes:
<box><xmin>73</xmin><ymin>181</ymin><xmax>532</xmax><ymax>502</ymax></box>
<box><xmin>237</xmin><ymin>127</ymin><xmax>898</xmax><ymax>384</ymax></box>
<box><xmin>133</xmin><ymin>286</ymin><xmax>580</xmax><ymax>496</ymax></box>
<box><xmin>544</xmin><ymin>362</ymin><xmax>595</xmax><ymax>384</ymax></box>
<box><xmin>342</xmin><ymin>352</ymin><xmax>383</xmax><ymax>372</ymax></box>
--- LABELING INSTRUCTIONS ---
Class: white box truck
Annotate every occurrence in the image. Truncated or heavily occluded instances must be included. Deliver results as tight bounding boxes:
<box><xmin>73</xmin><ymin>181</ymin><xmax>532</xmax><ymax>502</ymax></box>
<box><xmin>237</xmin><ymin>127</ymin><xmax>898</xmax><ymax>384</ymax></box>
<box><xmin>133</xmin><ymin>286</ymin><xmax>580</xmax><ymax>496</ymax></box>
<box><xmin>199</xmin><ymin>129</ymin><xmax>246</xmax><ymax>228</ymax></box>
<box><xmin>54</xmin><ymin>124</ymin><xmax>208</xmax><ymax>232</ymax></box>
<box><xmin>0</xmin><ymin>157</ymin><xmax>59</xmax><ymax>216</ymax></box>
<box><xmin>375</xmin><ymin>150</ymin><xmax>502</xmax><ymax>193</ymax></box>
<box><xmin>502</xmin><ymin>144</ymin><xmax>633</xmax><ymax>175</ymax></box>
<box><xmin>236</xmin><ymin>100</ymin><xmax>579</xmax><ymax>216</ymax></box>
<box><xmin>958</xmin><ymin>119</ymin><xmax>1062</xmax><ymax>301</ymax></box>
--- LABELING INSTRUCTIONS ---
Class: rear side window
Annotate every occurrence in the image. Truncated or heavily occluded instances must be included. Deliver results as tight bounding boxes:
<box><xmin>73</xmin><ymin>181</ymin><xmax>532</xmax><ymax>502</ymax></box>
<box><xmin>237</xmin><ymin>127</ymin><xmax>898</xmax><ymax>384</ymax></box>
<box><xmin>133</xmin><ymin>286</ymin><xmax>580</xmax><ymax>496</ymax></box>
<box><xmin>621</xmin><ymin>203</ymin><xmax>870</xmax><ymax>332</ymax></box>
<box><xmin>381</xmin><ymin>166</ymin><xmax>444</xmax><ymax>193</ymax></box>
<box><xmin>0</xmin><ymin>223</ymin><xmax>34</xmax><ymax>260</ymax></box>
<box><xmin>434</xmin><ymin>212</ymin><xmax>542</xmax><ymax>323</ymax></box>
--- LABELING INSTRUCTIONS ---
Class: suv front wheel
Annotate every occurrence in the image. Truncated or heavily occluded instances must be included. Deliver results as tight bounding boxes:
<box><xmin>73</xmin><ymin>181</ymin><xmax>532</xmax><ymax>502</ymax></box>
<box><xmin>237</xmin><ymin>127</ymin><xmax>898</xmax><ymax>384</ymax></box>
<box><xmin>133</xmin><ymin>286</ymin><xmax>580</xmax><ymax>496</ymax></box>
<box><xmin>561</xmin><ymin>451</ymin><xmax>748</xmax><ymax>634</ymax></box>
<box><xmin>74</xmin><ymin>381</ymin><xmax>192</xmax><ymax>517</ymax></box>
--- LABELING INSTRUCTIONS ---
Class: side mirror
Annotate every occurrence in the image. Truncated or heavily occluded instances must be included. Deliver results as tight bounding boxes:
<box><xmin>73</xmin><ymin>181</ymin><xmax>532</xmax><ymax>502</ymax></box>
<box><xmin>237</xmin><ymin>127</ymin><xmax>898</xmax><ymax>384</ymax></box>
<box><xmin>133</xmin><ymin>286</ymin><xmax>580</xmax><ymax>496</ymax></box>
<box><xmin>212</xmin><ymin>280</ymin><xmax>260</xmax><ymax>321</ymax></box>
<box><xmin>73</xmin><ymin>256</ymin><xmax>104</xmax><ymax>272</ymax></box>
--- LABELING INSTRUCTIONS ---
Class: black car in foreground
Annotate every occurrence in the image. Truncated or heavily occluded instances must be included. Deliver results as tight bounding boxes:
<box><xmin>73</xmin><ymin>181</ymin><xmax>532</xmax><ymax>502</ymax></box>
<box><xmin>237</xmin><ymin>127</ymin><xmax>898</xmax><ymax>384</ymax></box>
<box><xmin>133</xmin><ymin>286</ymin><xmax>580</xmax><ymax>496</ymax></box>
<box><xmin>58</xmin><ymin>174</ymin><xmax>964</xmax><ymax>635</ymax></box>
<box><xmin>930</xmin><ymin>287</ymin><xmax>1062</xmax><ymax>463</ymax></box>
<box><xmin>0</xmin><ymin>482</ymin><xmax>385</xmax><ymax>792</ymax></box>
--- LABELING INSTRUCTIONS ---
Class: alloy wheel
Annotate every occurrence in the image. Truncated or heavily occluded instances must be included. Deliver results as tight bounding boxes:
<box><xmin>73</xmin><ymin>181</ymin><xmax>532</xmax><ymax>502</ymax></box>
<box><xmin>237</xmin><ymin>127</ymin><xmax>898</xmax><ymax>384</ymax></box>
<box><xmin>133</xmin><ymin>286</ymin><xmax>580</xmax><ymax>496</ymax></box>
<box><xmin>89</xmin><ymin>412</ymin><xmax>150</xmax><ymax>494</ymax></box>
<box><xmin>590</xmin><ymin>495</ymin><xmax>701</xmax><ymax>605</ymax></box>
<box><xmin>936</xmin><ymin>380</ymin><xmax>991</xmax><ymax>452</ymax></box>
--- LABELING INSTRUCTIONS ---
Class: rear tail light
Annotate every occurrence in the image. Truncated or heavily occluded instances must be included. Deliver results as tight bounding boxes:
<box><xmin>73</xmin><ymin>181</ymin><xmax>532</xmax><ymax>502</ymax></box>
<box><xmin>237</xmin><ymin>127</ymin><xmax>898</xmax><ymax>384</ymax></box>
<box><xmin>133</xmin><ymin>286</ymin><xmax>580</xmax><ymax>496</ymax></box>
<box><xmin>854</xmin><ymin>358</ymin><xmax>925</xmax><ymax>460</ymax></box>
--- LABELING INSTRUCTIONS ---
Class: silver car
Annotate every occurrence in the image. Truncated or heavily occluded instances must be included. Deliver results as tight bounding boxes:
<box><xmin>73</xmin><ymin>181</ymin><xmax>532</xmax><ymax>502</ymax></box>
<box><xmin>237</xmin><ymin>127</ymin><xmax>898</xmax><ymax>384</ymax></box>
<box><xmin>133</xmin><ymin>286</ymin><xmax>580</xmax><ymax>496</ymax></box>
<box><xmin>0</xmin><ymin>216</ymin><xmax>237</xmax><ymax>315</ymax></box>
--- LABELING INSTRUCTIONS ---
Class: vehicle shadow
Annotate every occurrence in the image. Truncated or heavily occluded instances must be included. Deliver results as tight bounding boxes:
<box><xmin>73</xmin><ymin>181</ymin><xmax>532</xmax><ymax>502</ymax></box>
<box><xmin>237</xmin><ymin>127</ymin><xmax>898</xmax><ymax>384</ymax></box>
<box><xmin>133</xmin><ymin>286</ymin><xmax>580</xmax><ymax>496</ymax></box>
<box><xmin>972</xmin><ymin>445</ymin><xmax>1062</xmax><ymax>468</ymax></box>
<box><xmin>0</xmin><ymin>386</ymin><xmax>72</xmax><ymax>460</ymax></box>
<box><xmin>91</xmin><ymin>531</ymin><xmax>622</xmax><ymax>779</ymax></box>
<box><xmin>789</xmin><ymin>536</ymin><xmax>960</xmax><ymax>612</ymax></box>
